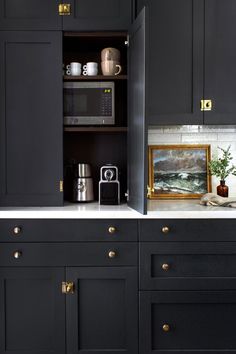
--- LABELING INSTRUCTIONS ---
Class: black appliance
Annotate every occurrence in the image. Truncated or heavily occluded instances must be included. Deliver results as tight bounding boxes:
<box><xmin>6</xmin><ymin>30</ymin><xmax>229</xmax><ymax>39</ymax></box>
<box><xmin>99</xmin><ymin>165</ymin><xmax>120</xmax><ymax>205</ymax></box>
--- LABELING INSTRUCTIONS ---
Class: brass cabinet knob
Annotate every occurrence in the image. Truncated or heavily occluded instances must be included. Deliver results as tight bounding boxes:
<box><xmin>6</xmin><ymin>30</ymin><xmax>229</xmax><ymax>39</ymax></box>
<box><xmin>13</xmin><ymin>226</ymin><xmax>21</xmax><ymax>235</ymax></box>
<box><xmin>61</xmin><ymin>281</ymin><xmax>74</xmax><ymax>294</ymax></box>
<box><xmin>108</xmin><ymin>250</ymin><xmax>116</xmax><ymax>259</ymax></box>
<box><xmin>162</xmin><ymin>226</ymin><xmax>170</xmax><ymax>234</ymax></box>
<box><xmin>108</xmin><ymin>226</ymin><xmax>116</xmax><ymax>234</ymax></box>
<box><xmin>162</xmin><ymin>263</ymin><xmax>170</xmax><ymax>271</ymax></box>
<box><xmin>162</xmin><ymin>324</ymin><xmax>170</xmax><ymax>332</ymax></box>
<box><xmin>13</xmin><ymin>251</ymin><xmax>22</xmax><ymax>259</ymax></box>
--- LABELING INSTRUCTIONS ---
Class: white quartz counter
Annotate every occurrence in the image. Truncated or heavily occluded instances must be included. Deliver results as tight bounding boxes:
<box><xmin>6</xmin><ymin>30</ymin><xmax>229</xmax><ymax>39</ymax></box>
<box><xmin>0</xmin><ymin>200</ymin><xmax>236</xmax><ymax>218</ymax></box>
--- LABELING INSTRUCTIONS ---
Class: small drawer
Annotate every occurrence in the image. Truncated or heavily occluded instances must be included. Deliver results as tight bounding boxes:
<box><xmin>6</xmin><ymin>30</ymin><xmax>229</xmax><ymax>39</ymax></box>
<box><xmin>140</xmin><ymin>291</ymin><xmax>236</xmax><ymax>354</ymax></box>
<box><xmin>0</xmin><ymin>219</ymin><xmax>138</xmax><ymax>242</ymax></box>
<box><xmin>0</xmin><ymin>242</ymin><xmax>137</xmax><ymax>266</ymax></box>
<box><xmin>140</xmin><ymin>219</ymin><xmax>236</xmax><ymax>242</ymax></box>
<box><xmin>140</xmin><ymin>242</ymin><xmax>236</xmax><ymax>290</ymax></box>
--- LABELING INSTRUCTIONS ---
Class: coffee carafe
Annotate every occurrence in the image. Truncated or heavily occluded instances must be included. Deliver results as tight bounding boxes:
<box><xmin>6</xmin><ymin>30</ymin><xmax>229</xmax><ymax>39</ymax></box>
<box><xmin>72</xmin><ymin>163</ymin><xmax>94</xmax><ymax>202</ymax></box>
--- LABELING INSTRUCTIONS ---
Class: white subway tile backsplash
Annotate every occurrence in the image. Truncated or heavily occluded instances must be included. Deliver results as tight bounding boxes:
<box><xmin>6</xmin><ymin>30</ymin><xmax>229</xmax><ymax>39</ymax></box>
<box><xmin>148</xmin><ymin>125</ymin><xmax>236</xmax><ymax>197</ymax></box>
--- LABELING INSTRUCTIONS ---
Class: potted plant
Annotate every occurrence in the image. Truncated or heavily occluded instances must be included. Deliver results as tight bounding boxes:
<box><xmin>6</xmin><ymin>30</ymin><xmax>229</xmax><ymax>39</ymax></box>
<box><xmin>208</xmin><ymin>145</ymin><xmax>236</xmax><ymax>197</ymax></box>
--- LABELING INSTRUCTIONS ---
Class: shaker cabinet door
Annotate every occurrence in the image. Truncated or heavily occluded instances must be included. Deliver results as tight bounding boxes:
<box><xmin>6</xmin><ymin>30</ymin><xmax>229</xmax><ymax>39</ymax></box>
<box><xmin>0</xmin><ymin>31</ymin><xmax>63</xmax><ymax>206</ymax></box>
<box><xmin>204</xmin><ymin>0</ymin><xmax>236</xmax><ymax>124</ymax></box>
<box><xmin>66</xmin><ymin>267</ymin><xmax>138</xmax><ymax>354</ymax></box>
<box><xmin>62</xmin><ymin>0</ymin><xmax>133</xmax><ymax>30</ymax></box>
<box><xmin>0</xmin><ymin>0</ymin><xmax>62</xmax><ymax>30</ymax></box>
<box><xmin>146</xmin><ymin>0</ymin><xmax>204</xmax><ymax>125</ymax></box>
<box><xmin>0</xmin><ymin>267</ymin><xmax>65</xmax><ymax>354</ymax></box>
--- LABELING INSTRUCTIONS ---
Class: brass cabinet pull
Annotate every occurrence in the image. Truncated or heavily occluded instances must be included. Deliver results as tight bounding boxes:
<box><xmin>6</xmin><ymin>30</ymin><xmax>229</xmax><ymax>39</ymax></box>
<box><xmin>162</xmin><ymin>324</ymin><xmax>170</xmax><ymax>332</ymax></box>
<box><xmin>108</xmin><ymin>226</ymin><xmax>116</xmax><ymax>234</ymax></box>
<box><xmin>59</xmin><ymin>3</ymin><xmax>71</xmax><ymax>15</ymax></box>
<box><xmin>13</xmin><ymin>251</ymin><xmax>22</xmax><ymax>259</ymax></box>
<box><xmin>108</xmin><ymin>250</ymin><xmax>116</xmax><ymax>259</ymax></box>
<box><xmin>162</xmin><ymin>263</ymin><xmax>170</xmax><ymax>271</ymax></box>
<box><xmin>13</xmin><ymin>226</ymin><xmax>21</xmax><ymax>235</ymax></box>
<box><xmin>201</xmin><ymin>99</ymin><xmax>212</xmax><ymax>111</ymax></box>
<box><xmin>162</xmin><ymin>226</ymin><xmax>170</xmax><ymax>234</ymax></box>
<box><xmin>61</xmin><ymin>281</ymin><xmax>74</xmax><ymax>294</ymax></box>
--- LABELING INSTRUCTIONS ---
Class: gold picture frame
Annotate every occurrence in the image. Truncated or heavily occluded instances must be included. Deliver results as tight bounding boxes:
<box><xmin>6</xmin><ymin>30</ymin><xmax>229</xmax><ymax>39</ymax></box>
<box><xmin>148</xmin><ymin>144</ymin><xmax>212</xmax><ymax>199</ymax></box>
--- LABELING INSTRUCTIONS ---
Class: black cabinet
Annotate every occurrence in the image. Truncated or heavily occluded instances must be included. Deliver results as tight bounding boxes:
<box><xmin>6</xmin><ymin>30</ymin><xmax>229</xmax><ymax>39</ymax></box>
<box><xmin>0</xmin><ymin>0</ymin><xmax>62</xmax><ymax>30</ymax></box>
<box><xmin>62</xmin><ymin>0</ymin><xmax>134</xmax><ymax>31</ymax></box>
<box><xmin>0</xmin><ymin>267</ymin><xmax>65</xmax><ymax>354</ymax></box>
<box><xmin>140</xmin><ymin>291</ymin><xmax>236</xmax><ymax>353</ymax></box>
<box><xmin>66</xmin><ymin>267</ymin><xmax>138</xmax><ymax>354</ymax></box>
<box><xmin>138</xmin><ymin>0</ymin><xmax>236</xmax><ymax>125</ymax></box>
<box><xmin>0</xmin><ymin>31</ymin><xmax>63</xmax><ymax>206</ymax></box>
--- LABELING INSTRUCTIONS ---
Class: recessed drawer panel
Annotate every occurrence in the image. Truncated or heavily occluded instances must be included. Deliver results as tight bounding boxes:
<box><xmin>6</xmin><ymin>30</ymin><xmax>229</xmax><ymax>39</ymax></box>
<box><xmin>140</xmin><ymin>219</ymin><xmax>236</xmax><ymax>241</ymax></box>
<box><xmin>0</xmin><ymin>243</ymin><xmax>137</xmax><ymax>266</ymax></box>
<box><xmin>140</xmin><ymin>242</ymin><xmax>236</xmax><ymax>290</ymax></box>
<box><xmin>0</xmin><ymin>219</ymin><xmax>138</xmax><ymax>242</ymax></box>
<box><xmin>140</xmin><ymin>291</ymin><xmax>236</xmax><ymax>354</ymax></box>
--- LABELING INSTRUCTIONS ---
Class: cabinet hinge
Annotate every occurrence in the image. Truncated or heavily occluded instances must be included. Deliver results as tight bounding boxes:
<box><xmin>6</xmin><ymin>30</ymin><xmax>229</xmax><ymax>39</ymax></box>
<box><xmin>147</xmin><ymin>185</ymin><xmax>154</xmax><ymax>198</ymax></box>
<box><xmin>201</xmin><ymin>99</ymin><xmax>212</xmax><ymax>111</ymax></box>
<box><xmin>60</xmin><ymin>180</ymin><xmax>64</xmax><ymax>192</ymax></box>
<box><xmin>59</xmin><ymin>3</ymin><xmax>71</xmax><ymax>15</ymax></box>
<box><xmin>61</xmin><ymin>281</ymin><xmax>74</xmax><ymax>294</ymax></box>
<box><xmin>125</xmin><ymin>35</ymin><xmax>130</xmax><ymax>48</ymax></box>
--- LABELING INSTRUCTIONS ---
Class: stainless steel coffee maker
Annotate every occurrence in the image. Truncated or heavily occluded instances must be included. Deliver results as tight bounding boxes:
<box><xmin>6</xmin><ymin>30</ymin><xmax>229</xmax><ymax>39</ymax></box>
<box><xmin>72</xmin><ymin>163</ymin><xmax>94</xmax><ymax>202</ymax></box>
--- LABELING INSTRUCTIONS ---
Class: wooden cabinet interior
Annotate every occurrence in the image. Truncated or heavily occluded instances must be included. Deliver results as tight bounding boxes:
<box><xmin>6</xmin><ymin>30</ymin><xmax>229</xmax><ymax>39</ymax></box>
<box><xmin>63</xmin><ymin>32</ymin><xmax>128</xmax><ymax>203</ymax></box>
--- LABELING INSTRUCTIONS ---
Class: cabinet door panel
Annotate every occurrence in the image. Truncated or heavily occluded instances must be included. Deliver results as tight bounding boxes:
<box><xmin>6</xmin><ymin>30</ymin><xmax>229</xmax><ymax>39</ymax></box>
<box><xmin>0</xmin><ymin>31</ymin><xmax>63</xmax><ymax>206</ymax></box>
<box><xmin>140</xmin><ymin>291</ymin><xmax>236</xmax><ymax>353</ymax></box>
<box><xmin>147</xmin><ymin>0</ymin><xmax>204</xmax><ymax>125</ymax></box>
<box><xmin>128</xmin><ymin>8</ymin><xmax>147</xmax><ymax>214</ymax></box>
<box><xmin>204</xmin><ymin>0</ymin><xmax>236</xmax><ymax>124</ymax></box>
<box><xmin>0</xmin><ymin>0</ymin><xmax>61</xmax><ymax>30</ymax></box>
<box><xmin>63</xmin><ymin>0</ymin><xmax>133</xmax><ymax>30</ymax></box>
<box><xmin>0</xmin><ymin>267</ymin><xmax>65</xmax><ymax>354</ymax></box>
<box><xmin>66</xmin><ymin>267</ymin><xmax>138</xmax><ymax>354</ymax></box>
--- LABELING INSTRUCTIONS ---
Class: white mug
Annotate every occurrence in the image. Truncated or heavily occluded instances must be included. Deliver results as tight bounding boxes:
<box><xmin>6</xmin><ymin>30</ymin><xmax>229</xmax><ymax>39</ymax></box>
<box><xmin>68</xmin><ymin>62</ymin><xmax>82</xmax><ymax>76</ymax></box>
<box><xmin>83</xmin><ymin>62</ymin><xmax>98</xmax><ymax>76</ymax></box>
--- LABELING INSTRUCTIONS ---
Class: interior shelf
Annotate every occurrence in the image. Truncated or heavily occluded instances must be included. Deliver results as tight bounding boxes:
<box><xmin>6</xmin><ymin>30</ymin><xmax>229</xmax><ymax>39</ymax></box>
<box><xmin>64</xmin><ymin>126</ymin><xmax>127</xmax><ymax>132</ymax></box>
<box><xmin>63</xmin><ymin>75</ymin><xmax>127</xmax><ymax>81</ymax></box>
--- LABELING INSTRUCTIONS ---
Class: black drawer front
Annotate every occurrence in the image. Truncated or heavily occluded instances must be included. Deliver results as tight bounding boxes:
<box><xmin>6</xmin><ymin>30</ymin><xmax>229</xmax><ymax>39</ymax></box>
<box><xmin>140</xmin><ymin>242</ymin><xmax>236</xmax><ymax>290</ymax></box>
<box><xmin>0</xmin><ymin>219</ymin><xmax>138</xmax><ymax>242</ymax></box>
<box><xmin>140</xmin><ymin>291</ymin><xmax>236</xmax><ymax>353</ymax></box>
<box><xmin>0</xmin><ymin>243</ymin><xmax>137</xmax><ymax>266</ymax></box>
<box><xmin>140</xmin><ymin>219</ymin><xmax>236</xmax><ymax>241</ymax></box>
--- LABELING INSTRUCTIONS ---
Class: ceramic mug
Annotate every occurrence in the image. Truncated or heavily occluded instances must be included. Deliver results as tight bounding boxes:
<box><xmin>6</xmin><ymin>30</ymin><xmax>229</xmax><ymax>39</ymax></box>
<box><xmin>83</xmin><ymin>62</ymin><xmax>98</xmax><ymax>76</ymax></box>
<box><xmin>66</xmin><ymin>62</ymin><xmax>81</xmax><ymax>76</ymax></box>
<box><xmin>101</xmin><ymin>60</ymin><xmax>122</xmax><ymax>76</ymax></box>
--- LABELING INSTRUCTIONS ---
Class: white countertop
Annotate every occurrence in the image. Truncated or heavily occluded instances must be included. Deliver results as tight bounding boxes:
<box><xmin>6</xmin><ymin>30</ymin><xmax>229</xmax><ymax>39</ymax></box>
<box><xmin>0</xmin><ymin>200</ymin><xmax>236</xmax><ymax>218</ymax></box>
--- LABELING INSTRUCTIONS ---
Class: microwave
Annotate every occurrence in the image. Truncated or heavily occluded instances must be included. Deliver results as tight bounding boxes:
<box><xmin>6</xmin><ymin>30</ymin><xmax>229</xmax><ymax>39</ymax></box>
<box><xmin>63</xmin><ymin>82</ymin><xmax>115</xmax><ymax>125</ymax></box>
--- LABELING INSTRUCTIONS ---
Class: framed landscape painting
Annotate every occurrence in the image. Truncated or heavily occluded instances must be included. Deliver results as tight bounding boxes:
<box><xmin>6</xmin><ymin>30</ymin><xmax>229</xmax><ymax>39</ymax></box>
<box><xmin>148</xmin><ymin>145</ymin><xmax>212</xmax><ymax>199</ymax></box>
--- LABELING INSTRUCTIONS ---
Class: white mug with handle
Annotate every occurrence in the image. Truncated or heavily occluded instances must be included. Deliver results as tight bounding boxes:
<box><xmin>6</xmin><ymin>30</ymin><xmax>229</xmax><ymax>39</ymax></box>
<box><xmin>83</xmin><ymin>62</ymin><xmax>98</xmax><ymax>76</ymax></box>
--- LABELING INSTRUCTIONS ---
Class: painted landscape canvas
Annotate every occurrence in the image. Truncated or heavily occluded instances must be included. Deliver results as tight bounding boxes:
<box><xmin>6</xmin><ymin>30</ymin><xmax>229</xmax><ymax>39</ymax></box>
<box><xmin>149</xmin><ymin>145</ymin><xmax>211</xmax><ymax>199</ymax></box>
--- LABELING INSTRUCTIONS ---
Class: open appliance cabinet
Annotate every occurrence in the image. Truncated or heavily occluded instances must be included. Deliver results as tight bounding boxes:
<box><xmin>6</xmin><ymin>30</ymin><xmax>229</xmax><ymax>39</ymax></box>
<box><xmin>63</xmin><ymin>32</ymin><xmax>128</xmax><ymax>202</ymax></box>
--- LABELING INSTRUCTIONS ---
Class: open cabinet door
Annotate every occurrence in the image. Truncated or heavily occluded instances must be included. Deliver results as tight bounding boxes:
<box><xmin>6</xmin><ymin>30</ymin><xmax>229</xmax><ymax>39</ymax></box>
<box><xmin>127</xmin><ymin>7</ymin><xmax>148</xmax><ymax>214</ymax></box>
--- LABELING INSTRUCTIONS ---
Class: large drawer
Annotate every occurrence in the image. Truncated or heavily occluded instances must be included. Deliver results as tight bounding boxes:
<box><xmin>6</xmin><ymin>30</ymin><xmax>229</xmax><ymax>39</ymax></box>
<box><xmin>0</xmin><ymin>219</ymin><xmax>138</xmax><ymax>242</ymax></box>
<box><xmin>140</xmin><ymin>219</ymin><xmax>236</xmax><ymax>242</ymax></box>
<box><xmin>140</xmin><ymin>291</ymin><xmax>236</xmax><ymax>354</ymax></box>
<box><xmin>140</xmin><ymin>242</ymin><xmax>236</xmax><ymax>290</ymax></box>
<box><xmin>0</xmin><ymin>243</ymin><xmax>137</xmax><ymax>266</ymax></box>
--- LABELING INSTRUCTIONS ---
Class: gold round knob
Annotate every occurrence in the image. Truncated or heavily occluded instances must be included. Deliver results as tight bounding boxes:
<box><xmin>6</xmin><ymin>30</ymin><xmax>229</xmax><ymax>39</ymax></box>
<box><xmin>108</xmin><ymin>250</ymin><xmax>116</xmax><ymax>259</ymax></box>
<box><xmin>162</xmin><ymin>263</ymin><xmax>170</xmax><ymax>271</ymax></box>
<box><xmin>13</xmin><ymin>226</ymin><xmax>21</xmax><ymax>235</ymax></box>
<box><xmin>162</xmin><ymin>324</ymin><xmax>170</xmax><ymax>332</ymax></box>
<box><xmin>162</xmin><ymin>226</ymin><xmax>170</xmax><ymax>234</ymax></box>
<box><xmin>108</xmin><ymin>226</ymin><xmax>116</xmax><ymax>234</ymax></box>
<box><xmin>13</xmin><ymin>251</ymin><xmax>22</xmax><ymax>259</ymax></box>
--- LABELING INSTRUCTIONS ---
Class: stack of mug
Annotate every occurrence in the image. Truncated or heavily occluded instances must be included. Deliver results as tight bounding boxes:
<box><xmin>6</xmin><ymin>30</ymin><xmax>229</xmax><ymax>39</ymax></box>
<box><xmin>66</xmin><ymin>62</ymin><xmax>98</xmax><ymax>76</ymax></box>
<box><xmin>101</xmin><ymin>47</ymin><xmax>122</xmax><ymax>76</ymax></box>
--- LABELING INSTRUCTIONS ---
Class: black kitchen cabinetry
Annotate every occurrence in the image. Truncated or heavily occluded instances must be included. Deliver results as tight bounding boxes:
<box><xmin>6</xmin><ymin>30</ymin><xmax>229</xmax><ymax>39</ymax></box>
<box><xmin>0</xmin><ymin>0</ymin><xmax>62</xmax><ymax>30</ymax></box>
<box><xmin>0</xmin><ymin>267</ymin><xmax>65</xmax><ymax>354</ymax></box>
<box><xmin>139</xmin><ymin>219</ymin><xmax>236</xmax><ymax>353</ymax></box>
<box><xmin>0</xmin><ymin>31</ymin><xmax>63</xmax><ymax>206</ymax></box>
<box><xmin>62</xmin><ymin>0</ymin><xmax>134</xmax><ymax>31</ymax></box>
<box><xmin>0</xmin><ymin>220</ymin><xmax>138</xmax><ymax>354</ymax></box>
<box><xmin>138</xmin><ymin>0</ymin><xmax>236</xmax><ymax>125</ymax></box>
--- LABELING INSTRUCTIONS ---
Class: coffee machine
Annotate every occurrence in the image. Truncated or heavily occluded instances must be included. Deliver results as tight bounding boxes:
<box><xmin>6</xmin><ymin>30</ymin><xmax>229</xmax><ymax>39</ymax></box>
<box><xmin>99</xmin><ymin>165</ymin><xmax>120</xmax><ymax>205</ymax></box>
<box><xmin>71</xmin><ymin>163</ymin><xmax>94</xmax><ymax>202</ymax></box>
